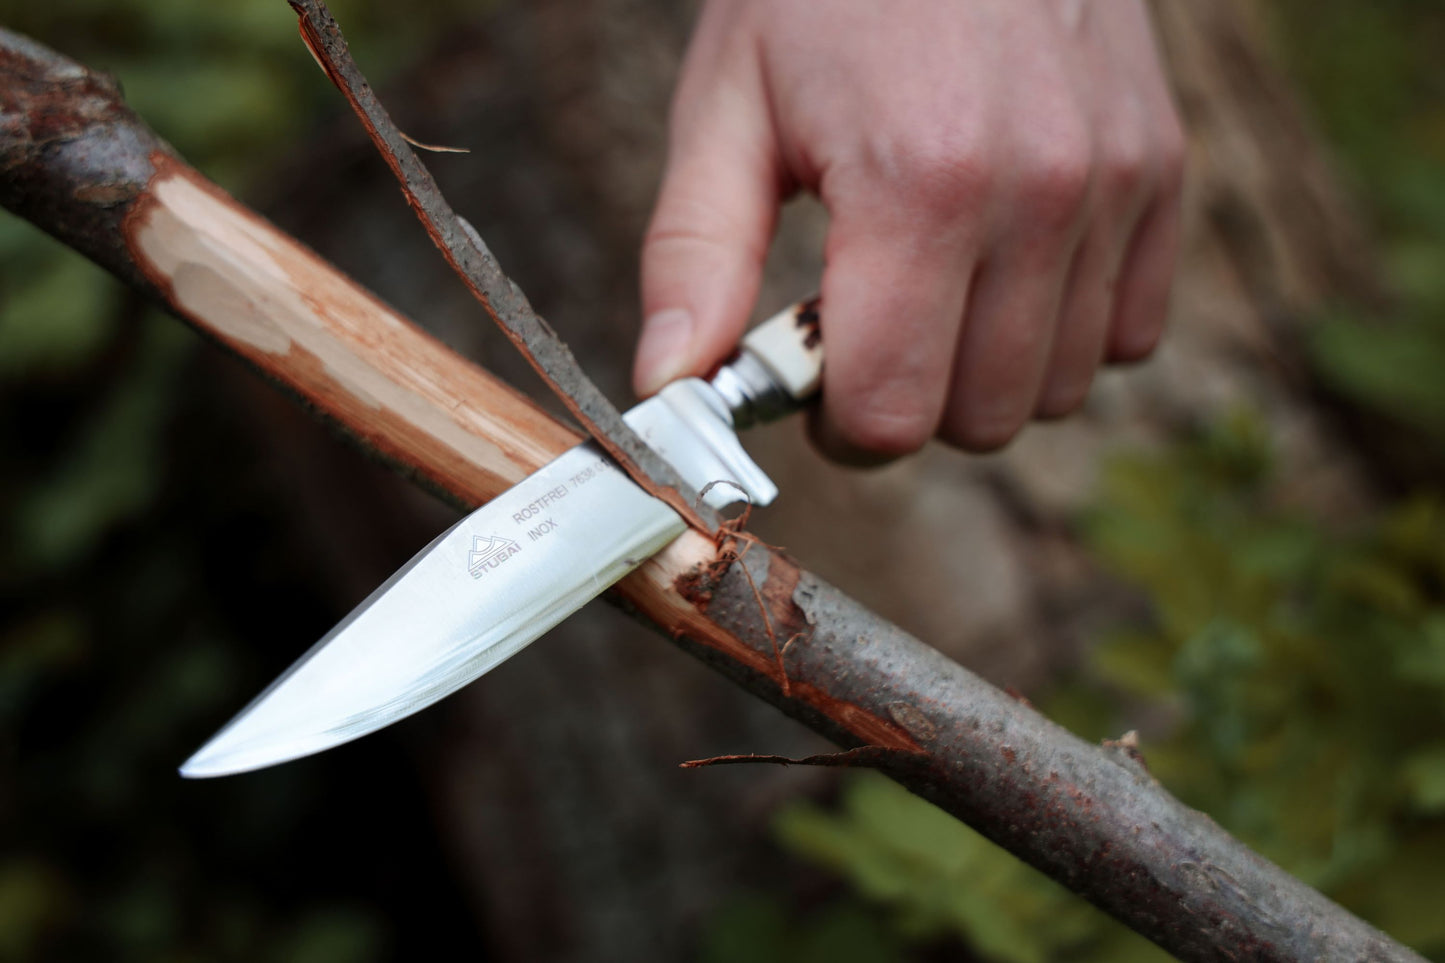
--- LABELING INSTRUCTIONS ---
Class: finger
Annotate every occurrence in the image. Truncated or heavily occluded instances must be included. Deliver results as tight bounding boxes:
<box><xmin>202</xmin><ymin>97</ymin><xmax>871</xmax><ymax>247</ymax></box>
<box><xmin>810</xmin><ymin>191</ymin><xmax>979</xmax><ymax>463</ymax></box>
<box><xmin>1035</xmin><ymin>232</ymin><xmax>1113</xmax><ymax>418</ymax></box>
<box><xmin>1035</xmin><ymin>135</ymin><xmax>1154</xmax><ymax>416</ymax></box>
<box><xmin>1106</xmin><ymin>185</ymin><xmax>1182</xmax><ymax>362</ymax></box>
<box><xmin>940</xmin><ymin>238</ymin><xmax>1076</xmax><ymax>450</ymax></box>
<box><xmin>1073</xmin><ymin>0</ymin><xmax>1183</xmax><ymax>365</ymax></box>
<box><xmin>635</xmin><ymin>72</ymin><xmax>782</xmax><ymax>397</ymax></box>
<box><xmin>935</xmin><ymin>86</ymin><xmax>1095</xmax><ymax>448</ymax></box>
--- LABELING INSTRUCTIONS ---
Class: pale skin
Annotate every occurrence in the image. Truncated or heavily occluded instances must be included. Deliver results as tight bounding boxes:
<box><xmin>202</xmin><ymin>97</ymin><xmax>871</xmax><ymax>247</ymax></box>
<box><xmin>633</xmin><ymin>0</ymin><xmax>1186</xmax><ymax>461</ymax></box>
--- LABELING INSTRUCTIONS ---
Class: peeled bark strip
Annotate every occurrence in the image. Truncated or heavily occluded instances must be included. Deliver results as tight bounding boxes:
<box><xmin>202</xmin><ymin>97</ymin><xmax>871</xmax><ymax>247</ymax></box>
<box><xmin>287</xmin><ymin>0</ymin><xmax>713</xmax><ymax>534</ymax></box>
<box><xmin>0</xmin><ymin>27</ymin><xmax>1423</xmax><ymax>963</ymax></box>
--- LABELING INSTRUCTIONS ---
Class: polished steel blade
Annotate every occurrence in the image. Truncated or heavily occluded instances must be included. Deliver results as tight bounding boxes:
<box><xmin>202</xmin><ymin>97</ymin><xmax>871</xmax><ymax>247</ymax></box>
<box><xmin>180</xmin><ymin>381</ymin><xmax>773</xmax><ymax>777</ymax></box>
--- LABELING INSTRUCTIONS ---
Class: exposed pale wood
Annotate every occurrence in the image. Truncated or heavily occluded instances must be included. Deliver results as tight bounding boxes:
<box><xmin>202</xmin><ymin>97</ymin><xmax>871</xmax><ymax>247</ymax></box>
<box><xmin>125</xmin><ymin>159</ymin><xmax>578</xmax><ymax>503</ymax></box>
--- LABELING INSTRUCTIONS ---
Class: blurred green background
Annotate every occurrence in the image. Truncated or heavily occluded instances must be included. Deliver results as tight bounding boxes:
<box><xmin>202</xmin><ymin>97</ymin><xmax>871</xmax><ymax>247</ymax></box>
<box><xmin>2</xmin><ymin>0</ymin><xmax>1444</xmax><ymax>960</ymax></box>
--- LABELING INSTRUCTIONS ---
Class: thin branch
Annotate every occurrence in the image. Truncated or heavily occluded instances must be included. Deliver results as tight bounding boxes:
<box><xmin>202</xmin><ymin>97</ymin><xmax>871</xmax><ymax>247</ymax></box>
<box><xmin>680</xmin><ymin>747</ymin><xmax>911</xmax><ymax>769</ymax></box>
<box><xmin>288</xmin><ymin>0</ymin><xmax>713</xmax><ymax>534</ymax></box>
<box><xmin>0</xmin><ymin>27</ymin><xmax>1424</xmax><ymax>963</ymax></box>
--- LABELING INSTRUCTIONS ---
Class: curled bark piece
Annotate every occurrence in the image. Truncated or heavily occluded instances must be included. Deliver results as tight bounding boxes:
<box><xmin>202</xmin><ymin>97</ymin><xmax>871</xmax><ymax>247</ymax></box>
<box><xmin>0</xmin><ymin>27</ymin><xmax>1423</xmax><ymax>963</ymax></box>
<box><xmin>288</xmin><ymin>0</ymin><xmax>713</xmax><ymax>534</ymax></box>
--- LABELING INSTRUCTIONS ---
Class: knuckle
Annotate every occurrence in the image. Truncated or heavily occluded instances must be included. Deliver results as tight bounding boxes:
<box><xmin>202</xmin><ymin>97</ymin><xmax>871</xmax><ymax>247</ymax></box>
<box><xmin>1016</xmin><ymin>127</ymin><xmax>1093</xmax><ymax>233</ymax></box>
<box><xmin>1100</xmin><ymin>133</ymin><xmax>1151</xmax><ymax>203</ymax></box>
<box><xmin>646</xmin><ymin>192</ymin><xmax>739</xmax><ymax>248</ymax></box>
<box><xmin>642</xmin><ymin>226</ymin><xmax>726</xmax><ymax>269</ymax></box>
<box><xmin>866</xmin><ymin>130</ymin><xmax>994</xmax><ymax>217</ymax></box>
<box><xmin>642</xmin><ymin>202</ymin><xmax>768</xmax><ymax>269</ymax></box>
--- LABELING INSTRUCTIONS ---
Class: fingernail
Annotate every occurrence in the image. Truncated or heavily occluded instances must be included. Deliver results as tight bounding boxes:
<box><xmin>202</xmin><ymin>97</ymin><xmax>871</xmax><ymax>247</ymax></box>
<box><xmin>634</xmin><ymin>308</ymin><xmax>695</xmax><ymax>396</ymax></box>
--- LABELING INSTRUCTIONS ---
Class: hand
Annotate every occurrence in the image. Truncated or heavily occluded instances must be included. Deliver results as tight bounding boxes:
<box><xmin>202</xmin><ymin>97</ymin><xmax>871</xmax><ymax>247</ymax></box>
<box><xmin>633</xmin><ymin>0</ymin><xmax>1185</xmax><ymax>460</ymax></box>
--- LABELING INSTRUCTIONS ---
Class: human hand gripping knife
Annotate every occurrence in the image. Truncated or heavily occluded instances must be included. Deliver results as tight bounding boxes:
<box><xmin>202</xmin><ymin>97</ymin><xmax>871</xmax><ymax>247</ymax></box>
<box><xmin>180</xmin><ymin>300</ymin><xmax>824</xmax><ymax>777</ymax></box>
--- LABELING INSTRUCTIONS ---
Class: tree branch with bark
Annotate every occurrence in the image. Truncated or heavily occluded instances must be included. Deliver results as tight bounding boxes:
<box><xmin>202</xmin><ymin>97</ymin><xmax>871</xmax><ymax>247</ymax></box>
<box><xmin>0</xmin><ymin>23</ymin><xmax>1422</xmax><ymax>963</ymax></box>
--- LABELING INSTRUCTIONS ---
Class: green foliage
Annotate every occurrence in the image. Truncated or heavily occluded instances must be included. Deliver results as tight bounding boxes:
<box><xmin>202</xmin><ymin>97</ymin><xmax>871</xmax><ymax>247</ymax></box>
<box><xmin>773</xmin><ymin>775</ymin><xmax>1160</xmax><ymax>963</ymax></box>
<box><xmin>0</xmin><ymin>860</ymin><xmax>71</xmax><ymax>960</ymax></box>
<box><xmin>1083</xmin><ymin>416</ymin><xmax>1445</xmax><ymax>942</ymax></box>
<box><xmin>1086</xmin><ymin>416</ymin><xmax>1445</xmax><ymax>902</ymax></box>
<box><xmin>0</xmin><ymin>227</ymin><xmax>119</xmax><ymax>377</ymax></box>
<box><xmin>699</xmin><ymin>894</ymin><xmax>907</xmax><ymax>963</ymax></box>
<box><xmin>277</xmin><ymin>908</ymin><xmax>389</xmax><ymax>963</ymax></box>
<box><xmin>1259</xmin><ymin>0</ymin><xmax>1445</xmax><ymax>445</ymax></box>
<box><xmin>0</xmin><ymin>0</ymin><xmax>479</xmax><ymax>184</ymax></box>
<box><xmin>0</xmin><ymin>0</ymin><xmax>471</xmax><ymax>553</ymax></box>
<box><xmin>13</xmin><ymin>317</ymin><xmax>194</xmax><ymax>570</ymax></box>
<box><xmin>1311</xmin><ymin>305</ymin><xmax>1445</xmax><ymax>446</ymax></box>
<box><xmin>1262</xmin><ymin>0</ymin><xmax>1445</xmax><ymax>237</ymax></box>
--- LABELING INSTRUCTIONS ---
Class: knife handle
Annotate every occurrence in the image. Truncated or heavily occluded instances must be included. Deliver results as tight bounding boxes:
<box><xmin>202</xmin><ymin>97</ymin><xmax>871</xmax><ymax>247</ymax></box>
<box><xmin>709</xmin><ymin>297</ymin><xmax>824</xmax><ymax>429</ymax></box>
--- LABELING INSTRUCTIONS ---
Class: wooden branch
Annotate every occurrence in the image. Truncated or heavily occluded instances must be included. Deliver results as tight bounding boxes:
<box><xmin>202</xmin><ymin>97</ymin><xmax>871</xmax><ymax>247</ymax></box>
<box><xmin>0</xmin><ymin>28</ymin><xmax>1424</xmax><ymax>963</ymax></box>
<box><xmin>286</xmin><ymin>0</ymin><xmax>713</xmax><ymax>534</ymax></box>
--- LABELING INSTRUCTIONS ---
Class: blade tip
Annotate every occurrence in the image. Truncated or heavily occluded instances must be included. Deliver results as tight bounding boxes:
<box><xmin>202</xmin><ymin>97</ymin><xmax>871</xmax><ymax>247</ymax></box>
<box><xmin>178</xmin><ymin>755</ymin><xmax>227</xmax><ymax>779</ymax></box>
<box><xmin>179</xmin><ymin>742</ymin><xmax>255</xmax><ymax>779</ymax></box>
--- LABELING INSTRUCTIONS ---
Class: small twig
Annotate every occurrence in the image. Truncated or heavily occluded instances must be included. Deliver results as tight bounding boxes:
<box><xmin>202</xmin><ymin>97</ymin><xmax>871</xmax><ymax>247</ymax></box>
<box><xmin>1103</xmin><ymin>729</ymin><xmax>1153</xmax><ymax>776</ymax></box>
<box><xmin>680</xmin><ymin>746</ymin><xmax>913</xmax><ymax>769</ymax></box>
<box><xmin>289</xmin><ymin>0</ymin><xmax>713</xmax><ymax>535</ymax></box>
<box><xmin>399</xmin><ymin>131</ymin><xmax>469</xmax><ymax>154</ymax></box>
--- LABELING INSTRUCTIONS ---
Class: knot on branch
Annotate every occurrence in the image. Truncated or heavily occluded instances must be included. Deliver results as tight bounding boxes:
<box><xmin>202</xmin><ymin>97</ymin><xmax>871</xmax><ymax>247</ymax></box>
<box><xmin>1102</xmin><ymin>729</ymin><xmax>1154</xmax><ymax>780</ymax></box>
<box><xmin>0</xmin><ymin>33</ymin><xmax>130</xmax><ymax>173</ymax></box>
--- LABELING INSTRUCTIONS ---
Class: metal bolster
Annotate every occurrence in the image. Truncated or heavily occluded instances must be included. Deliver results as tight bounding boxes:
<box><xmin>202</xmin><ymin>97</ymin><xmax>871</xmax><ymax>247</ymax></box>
<box><xmin>709</xmin><ymin>349</ymin><xmax>801</xmax><ymax>430</ymax></box>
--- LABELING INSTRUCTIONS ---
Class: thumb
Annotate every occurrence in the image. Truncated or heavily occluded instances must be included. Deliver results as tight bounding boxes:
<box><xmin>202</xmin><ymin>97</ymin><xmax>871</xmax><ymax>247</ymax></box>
<box><xmin>635</xmin><ymin>83</ymin><xmax>781</xmax><ymax>397</ymax></box>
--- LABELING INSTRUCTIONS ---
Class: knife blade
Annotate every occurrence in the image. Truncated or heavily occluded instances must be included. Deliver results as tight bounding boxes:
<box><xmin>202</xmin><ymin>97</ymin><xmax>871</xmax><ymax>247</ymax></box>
<box><xmin>180</xmin><ymin>299</ymin><xmax>822</xmax><ymax>777</ymax></box>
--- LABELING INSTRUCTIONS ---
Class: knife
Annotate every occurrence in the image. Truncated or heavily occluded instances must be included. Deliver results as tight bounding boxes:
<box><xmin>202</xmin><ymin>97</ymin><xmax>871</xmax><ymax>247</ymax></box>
<box><xmin>180</xmin><ymin>299</ymin><xmax>823</xmax><ymax>777</ymax></box>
